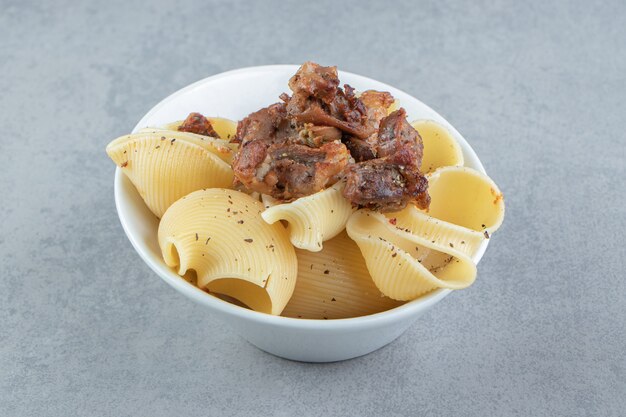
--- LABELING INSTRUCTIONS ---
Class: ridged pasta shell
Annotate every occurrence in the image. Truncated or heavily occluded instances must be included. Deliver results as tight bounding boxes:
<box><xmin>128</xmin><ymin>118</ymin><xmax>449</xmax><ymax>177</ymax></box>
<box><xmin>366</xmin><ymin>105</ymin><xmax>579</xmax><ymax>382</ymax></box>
<box><xmin>106</xmin><ymin>131</ymin><xmax>234</xmax><ymax>218</ymax></box>
<box><xmin>386</xmin><ymin>166</ymin><xmax>504</xmax><ymax>258</ymax></box>
<box><xmin>134</xmin><ymin>128</ymin><xmax>237</xmax><ymax>164</ymax></box>
<box><xmin>389</xmin><ymin>206</ymin><xmax>483</xmax><ymax>258</ymax></box>
<box><xmin>281</xmin><ymin>231</ymin><xmax>403</xmax><ymax>320</ymax></box>
<box><xmin>411</xmin><ymin>120</ymin><xmax>464</xmax><ymax>173</ymax></box>
<box><xmin>158</xmin><ymin>189</ymin><xmax>297</xmax><ymax>315</ymax></box>
<box><xmin>346</xmin><ymin>210</ymin><xmax>476</xmax><ymax>301</ymax></box>
<box><xmin>160</xmin><ymin>116</ymin><xmax>238</xmax><ymax>143</ymax></box>
<box><xmin>428</xmin><ymin>165</ymin><xmax>504</xmax><ymax>233</ymax></box>
<box><xmin>261</xmin><ymin>181</ymin><xmax>356</xmax><ymax>252</ymax></box>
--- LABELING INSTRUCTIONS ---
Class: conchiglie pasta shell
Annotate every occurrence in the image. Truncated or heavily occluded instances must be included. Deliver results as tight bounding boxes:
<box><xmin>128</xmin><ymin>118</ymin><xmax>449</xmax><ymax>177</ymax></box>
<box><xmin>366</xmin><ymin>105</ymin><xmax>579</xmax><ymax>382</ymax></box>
<box><xmin>281</xmin><ymin>231</ymin><xmax>403</xmax><ymax>320</ymax></box>
<box><xmin>386</xmin><ymin>166</ymin><xmax>504</xmax><ymax>258</ymax></box>
<box><xmin>161</xmin><ymin>117</ymin><xmax>238</xmax><ymax>142</ymax></box>
<box><xmin>106</xmin><ymin>131</ymin><xmax>234</xmax><ymax>218</ymax></box>
<box><xmin>388</xmin><ymin>206</ymin><xmax>483</xmax><ymax>258</ymax></box>
<box><xmin>346</xmin><ymin>210</ymin><xmax>476</xmax><ymax>301</ymax></box>
<box><xmin>158</xmin><ymin>189</ymin><xmax>297</xmax><ymax>315</ymax></box>
<box><xmin>411</xmin><ymin>120</ymin><xmax>464</xmax><ymax>173</ymax></box>
<box><xmin>134</xmin><ymin>128</ymin><xmax>237</xmax><ymax>164</ymax></box>
<box><xmin>261</xmin><ymin>181</ymin><xmax>355</xmax><ymax>252</ymax></box>
<box><xmin>427</xmin><ymin>166</ymin><xmax>505</xmax><ymax>233</ymax></box>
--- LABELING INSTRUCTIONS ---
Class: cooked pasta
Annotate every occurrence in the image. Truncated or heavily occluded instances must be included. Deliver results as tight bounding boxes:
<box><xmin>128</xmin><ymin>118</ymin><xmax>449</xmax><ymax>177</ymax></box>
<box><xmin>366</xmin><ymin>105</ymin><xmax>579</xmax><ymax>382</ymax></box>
<box><xmin>386</xmin><ymin>167</ymin><xmax>504</xmax><ymax>258</ymax></box>
<box><xmin>161</xmin><ymin>116</ymin><xmax>238</xmax><ymax>141</ymax></box>
<box><xmin>388</xmin><ymin>206</ymin><xmax>481</xmax><ymax>258</ymax></box>
<box><xmin>411</xmin><ymin>120</ymin><xmax>464</xmax><ymax>173</ymax></box>
<box><xmin>107</xmin><ymin>130</ymin><xmax>234</xmax><ymax>218</ymax></box>
<box><xmin>133</xmin><ymin>128</ymin><xmax>237</xmax><ymax>164</ymax></box>
<box><xmin>158</xmin><ymin>188</ymin><xmax>297</xmax><ymax>315</ymax></box>
<box><xmin>261</xmin><ymin>181</ymin><xmax>355</xmax><ymax>252</ymax></box>
<box><xmin>346</xmin><ymin>210</ymin><xmax>477</xmax><ymax>301</ymax></box>
<box><xmin>281</xmin><ymin>231</ymin><xmax>403</xmax><ymax>319</ymax></box>
<box><xmin>108</xmin><ymin>63</ymin><xmax>507</xmax><ymax>320</ymax></box>
<box><xmin>406</xmin><ymin>166</ymin><xmax>505</xmax><ymax>257</ymax></box>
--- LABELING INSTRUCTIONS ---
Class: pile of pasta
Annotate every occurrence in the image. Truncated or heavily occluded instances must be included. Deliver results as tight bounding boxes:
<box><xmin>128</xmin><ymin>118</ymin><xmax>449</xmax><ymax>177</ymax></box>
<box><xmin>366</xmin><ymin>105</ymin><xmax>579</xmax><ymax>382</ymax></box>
<box><xmin>107</xmin><ymin>116</ymin><xmax>504</xmax><ymax>319</ymax></box>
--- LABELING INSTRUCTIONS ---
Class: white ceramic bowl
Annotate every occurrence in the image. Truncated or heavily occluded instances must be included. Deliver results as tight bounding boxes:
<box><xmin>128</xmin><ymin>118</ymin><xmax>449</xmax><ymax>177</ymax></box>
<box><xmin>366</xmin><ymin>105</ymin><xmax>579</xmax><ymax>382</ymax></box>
<box><xmin>114</xmin><ymin>65</ymin><xmax>488</xmax><ymax>362</ymax></box>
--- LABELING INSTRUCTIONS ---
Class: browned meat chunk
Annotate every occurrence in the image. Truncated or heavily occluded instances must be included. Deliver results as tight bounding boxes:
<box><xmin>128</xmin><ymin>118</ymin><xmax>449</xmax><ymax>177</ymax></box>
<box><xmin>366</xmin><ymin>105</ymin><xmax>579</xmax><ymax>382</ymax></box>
<box><xmin>232</xmin><ymin>62</ymin><xmax>373</xmax><ymax>200</ymax></box>
<box><xmin>232</xmin><ymin>99</ymin><xmax>349</xmax><ymax>200</ymax></box>
<box><xmin>289</xmin><ymin>101</ymin><xmax>373</xmax><ymax>139</ymax></box>
<box><xmin>296</xmin><ymin>124</ymin><xmax>342</xmax><ymax>147</ymax></box>
<box><xmin>233</xmin><ymin>139</ymin><xmax>349</xmax><ymax>200</ymax></box>
<box><xmin>232</xmin><ymin>103</ymin><xmax>288</xmax><ymax>145</ymax></box>
<box><xmin>178</xmin><ymin>112</ymin><xmax>220</xmax><ymax>138</ymax></box>
<box><xmin>343</xmin><ymin>160</ymin><xmax>429</xmax><ymax>212</ymax></box>
<box><xmin>232</xmin><ymin>62</ymin><xmax>428</xmax><ymax>210</ymax></box>
<box><xmin>376</xmin><ymin>108</ymin><xmax>423</xmax><ymax>166</ymax></box>
<box><xmin>343</xmin><ymin>90</ymin><xmax>394</xmax><ymax>162</ymax></box>
<box><xmin>263</xmin><ymin>142</ymin><xmax>349</xmax><ymax>199</ymax></box>
<box><xmin>344</xmin><ymin>137</ymin><xmax>376</xmax><ymax>162</ymax></box>
<box><xmin>343</xmin><ymin>109</ymin><xmax>429</xmax><ymax>212</ymax></box>
<box><xmin>284</xmin><ymin>62</ymin><xmax>374</xmax><ymax>139</ymax></box>
<box><xmin>359</xmin><ymin>90</ymin><xmax>395</xmax><ymax>129</ymax></box>
<box><xmin>328</xmin><ymin>84</ymin><xmax>367</xmax><ymax>125</ymax></box>
<box><xmin>288</xmin><ymin>61</ymin><xmax>339</xmax><ymax>104</ymax></box>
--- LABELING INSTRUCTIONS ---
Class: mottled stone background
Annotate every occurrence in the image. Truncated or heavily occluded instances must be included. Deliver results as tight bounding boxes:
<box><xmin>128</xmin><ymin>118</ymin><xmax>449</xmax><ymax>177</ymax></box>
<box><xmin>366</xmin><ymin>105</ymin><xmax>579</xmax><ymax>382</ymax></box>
<box><xmin>1</xmin><ymin>1</ymin><xmax>624</xmax><ymax>416</ymax></box>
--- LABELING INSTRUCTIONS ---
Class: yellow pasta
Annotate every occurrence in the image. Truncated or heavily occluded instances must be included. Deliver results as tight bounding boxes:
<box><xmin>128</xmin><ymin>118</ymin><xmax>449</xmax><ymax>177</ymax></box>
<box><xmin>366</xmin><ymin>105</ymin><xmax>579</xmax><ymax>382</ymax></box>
<box><xmin>158</xmin><ymin>189</ymin><xmax>297</xmax><ymax>315</ymax></box>
<box><xmin>261</xmin><ymin>181</ymin><xmax>355</xmax><ymax>252</ymax></box>
<box><xmin>346</xmin><ymin>210</ymin><xmax>476</xmax><ymax>301</ymax></box>
<box><xmin>400</xmin><ymin>166</ymin><xmax>505</xmax><ymax>257</ymax></box>
<box><xmin>388</xmin><ymin>206</ymin><xmax>481</xmax><ymax>258</ymax></box>
<box><xmin>282</xmin><ymin>232</ymin><xmax>403</xmax><ymax>320</ymax></box>
<box><xmin>134</xmin><ymin>128</ymin><xmax>237</xmax><ymax>164</ymax></box>
<box><xmin>411</xmin><ymin>120</ymin><xmax>464</xmax><ymax>173</ymax></box>
<box><xmin>427</xmin><ymin>166</ymin><xmax>504</xmax><ymax>232</ymax></box>
<box><xmin>161</xmin><ymin>117</ymin><xmax>238</xmax><ymax>142</ymax></box>
<box><xmin>106</xmin><ymin>130</ymin><xmax>234</xmax><ymax>218</ymax></box>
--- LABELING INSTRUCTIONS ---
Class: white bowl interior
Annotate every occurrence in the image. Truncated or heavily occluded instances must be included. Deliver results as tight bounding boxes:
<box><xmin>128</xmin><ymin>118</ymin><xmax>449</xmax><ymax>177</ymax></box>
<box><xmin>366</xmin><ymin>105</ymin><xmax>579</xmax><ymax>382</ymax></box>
<box><xmin>115</xmin><ymin>65</ymin><xmax>488</xmax><ymax>332</ymax></box>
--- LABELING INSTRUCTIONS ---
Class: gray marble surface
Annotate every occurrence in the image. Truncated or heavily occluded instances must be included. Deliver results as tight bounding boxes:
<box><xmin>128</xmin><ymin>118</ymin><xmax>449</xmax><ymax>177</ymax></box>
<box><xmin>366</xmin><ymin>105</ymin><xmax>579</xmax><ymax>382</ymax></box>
<box><xmin>1</xmin><ymin>0</ymin><xmax>625</xmax><ymax>416</ymax></box>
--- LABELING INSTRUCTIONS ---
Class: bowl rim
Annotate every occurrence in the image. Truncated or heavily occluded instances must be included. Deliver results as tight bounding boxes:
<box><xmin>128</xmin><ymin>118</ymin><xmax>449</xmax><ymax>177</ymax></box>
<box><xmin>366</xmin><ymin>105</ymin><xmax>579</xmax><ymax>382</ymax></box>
<box><xmin>115</xmin><ymin>64</ymin><xmax>488</xmax><ymax>331</ymax></box>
